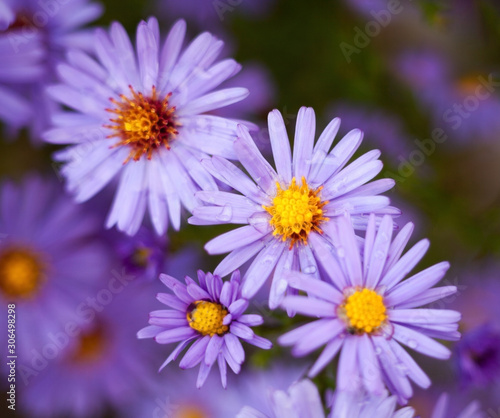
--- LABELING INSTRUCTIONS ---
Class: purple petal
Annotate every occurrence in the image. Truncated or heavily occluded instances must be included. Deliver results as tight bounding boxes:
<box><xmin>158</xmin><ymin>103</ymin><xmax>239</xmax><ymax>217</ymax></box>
<box><xmin>241</xmin><ymin>239</ymin><xmax>285</xmax><ymax>299</ymax></box>
<box><xmin>365</xmin><ymin>215</ymin><xmax>393</xmax><ymax>289</ymax></box>
<box><xmin>281</xmin><ymin>296</ymin><xmax>335</xmax><ymax>318</ymax></box>
<box><xmin>214</xmin><ymin>239</ymin><xmax>266</xmax><ymax>278</ymax></box>
<box><xmin>228</xmin><ymin>299</ymin><xmax>249</xmax><ymax>318</ymax></box>
<box><xmin>206</xmin><ymin>225</ymin><xmax>267</xmax><ymax>254</ymax></box>
<box><xmin>205</xmin><ymin>334</ymin><xmax>224</xmax><ymax>366</ymax></box>
<box><xmin>286</xmin><ymin>271</ymin><xmax>343</xmax><ymax>304</ymax></box>
<box><xmin>155</xmin><ymin>327</ymin><xmax>196</xmax><ymax>344</ymax></box>
<box><xmin>234</xmin><ymin>125</ymin><xmax>277</xmax><ymax>195</ymax></box>
<box><xmin>385</xmin><ymin>262</ymin><xmax>450</xmax><ymax>306</ymax></box>
<box><xmin>383</xmin><ymin>222</ymin><xmax>415</xmax><ymax>276</ymax></box>
<box><xmin>196</xmin><ymin>361</ymin><xmax>214</xmax><ymax>388</ymax></box>
<box><xmin>268</xmin><ymin>109</ymin><xmax>292</xmax><ymax>183</ymax></box>
<box><xmin>392</xmin><ymin>323</ymin><xmax>451</xmax><ymax>359</ymax></box>
<box><xmin>156</xmin><ymin>293</ymin><xmax>189</xmax><ymax>311</ymax></box>
<box><xmin>293</xmin><ymin>107</ymin><xmax>316</xmax><ymax>179</ymax></box>
<box><xmin>337</xmin><ymin>337</ymin><xmax>362</xmax><ymax>392</ymax></box>
<box><xmin>179</xmin><ymin>335</ymin><xmax>210</xmax><ymax>368</ymax></box>
<box><xmin>218</xmin><ymin>353</ymin><xmax>228</xmax><ymax>388</ymax></box>
<box><xmin>308</xmin><ymin>337</ymin><xmax>343</xmax><ymax>377</ymax></box>
<box><xmin>380</xmin><ymin>239</ymin><xmax>430</xmax><ymax>290</ymax></box>
<box><xmin>230</xmin><ymin>322</ymin><xmax>254</xmax><ymax>340</ymax></box>
<box><xmin>224</xmin><ymin>333</ymin><xmax>245</xmax><ymax>364</ymax></box>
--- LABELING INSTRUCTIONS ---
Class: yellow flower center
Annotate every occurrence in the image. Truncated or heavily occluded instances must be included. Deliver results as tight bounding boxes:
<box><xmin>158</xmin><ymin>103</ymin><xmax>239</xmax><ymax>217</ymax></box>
<box><xmin>71</xmin><ymin>327</ymin><xmax>105</xmax><ymax>363</ymax></box>
<box><xmin>131</xmin><ymin>246</ymin><xmax>151</xmax><ymax>268</ymax></box>
<box><xmin>187</xmin><ymin>301</ymin><xmax>228</xmax><ymax>337</ymax></box>
<box><xmin>0</xmin><ymin>247</ymin><xmax>46</xmax><ymax>298</ymax></box>
<box><xmin>340</xmin><ymin>288</ymin><xmax>387</xmax><ymax>334</ymax></box>
<box><xmin>105</xmin><ymin>85</ymin><xmax>178</xmax><ymax>163</ymax></box>
<box><xmin>263</xmin><ymin>177</ymin><xmax>328</xmax><ymax>248</ymax></box>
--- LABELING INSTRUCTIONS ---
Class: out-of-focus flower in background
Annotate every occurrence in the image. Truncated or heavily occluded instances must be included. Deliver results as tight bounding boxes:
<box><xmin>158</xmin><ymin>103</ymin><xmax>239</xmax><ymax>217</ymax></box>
<box><xmin>0</xmin><ymin>0</ymin><xmax>103</xmax><ymax>142</ymax></box>
<box><xmin>19</xmin><ymin>282</ymin><xmax>159</xmax><ymax>417</ymax></box>
<box><xmin>0</xmin><ymin>176</ymin><xmax>110</xmax><ymax>360</ymax></box>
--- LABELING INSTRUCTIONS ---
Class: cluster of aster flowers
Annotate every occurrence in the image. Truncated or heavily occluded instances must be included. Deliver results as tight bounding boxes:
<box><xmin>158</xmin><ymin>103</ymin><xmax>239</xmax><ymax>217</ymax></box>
<box><xmin>0</xmin><ymin>4</ymin><xmax>483</xmax><ymax>417</ymax></box>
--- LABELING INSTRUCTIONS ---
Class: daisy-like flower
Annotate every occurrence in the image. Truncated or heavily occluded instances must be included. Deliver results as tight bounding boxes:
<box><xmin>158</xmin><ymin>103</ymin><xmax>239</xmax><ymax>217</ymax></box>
<box><xmin>0</xmin><ymin>176</ymin><xmax>109</xmax><ymax>360</ymax></box>
<box><xmin>278</xmin><ymin>214</ymin><xmax>460</xmax><ymax>404</ymax></box>
<box><xmin>43</xmin><ymin>17</ymin><xmax>254</xmax><ymax>235</ymax></box>
<box><xmin>19</xmin><ymin>284</ymin><xmax>158</xmax><ymax>418</ymax></box>
<box><xmin>0</xmin><ymin>0</ymin><xmax>103</xmax><ymax>141</ymax></box>
<box><xmin>137</xmin><ymin>270</ymin><xmax>272</xmax><ymax>388</ymax></box>
<box><xmin>189</xmin><ymin>107</ymin><xmax>398</xmax><ymax>308</ymax></box>
<box><xmin>237</xmin><ymin>379</ymin><xmax>325</xmax><ymax>418</ymax></box>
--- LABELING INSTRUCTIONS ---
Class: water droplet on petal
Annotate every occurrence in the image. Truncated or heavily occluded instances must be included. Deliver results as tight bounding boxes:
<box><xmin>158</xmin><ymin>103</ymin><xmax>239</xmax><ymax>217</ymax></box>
<box><xmin>374</xmin><ymin>346</ymin><xmax>382</xmax><ymax>355</ymax></box>
<box><xmin>375</xmin><ymin>250</ymin><xmax>385</xmax><ymax>260</ymax></box>
<box><xmin>303</xmin><ymin>265</ymin><xmax>317</xmax><ymax>274</ymax></box>
<box><xmin>216</xmin><ymin>205</ymin><xmax>232</xmax><ymax>222</ymax></box>
<box><xmin>337</xmin><ymin>247</ymin><xmax>345</xmax><ymax>258</ymax></box>
<box><xmin>408</xmin><ymin>339</ymin><xmax>417</xmax><ymax>349</ymax></box>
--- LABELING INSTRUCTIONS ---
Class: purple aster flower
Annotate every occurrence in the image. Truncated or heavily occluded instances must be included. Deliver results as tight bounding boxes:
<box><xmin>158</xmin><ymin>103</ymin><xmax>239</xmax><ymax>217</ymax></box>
<box><xmin>0</xmin><ymin>0</ymin><xmax>102</xmax><ymax>142</ymax></box>
<box><xmin>125</xmin><ymin>363</ymin><xmax>306</xmax><ymax>418</ymax></box>
<box><xmin>454</xmin><ymin>323</ymin><xmax>500</xmax><ymax>389</ymax></box>
<box><xmin>430</xmin><ymin>393</ymin><xmax>483</xmax><ymax>418</ymax></box>
<box><xmin>19</xmin><ymin>284</ymin><xmax>158</xmax><ymax>418</ymax></box>
<box><xmin>395</xmin><ymin>51</ymin><xmax>500</xmax><ymax>144</ymax></box>
<box><xmin>237</xmin><ymin>379</ymin><xmax>325</xmax><ymax>418</ymax></box>
<box><xmin>0</xmin><ymin>175</ymin><xmax>109</xmax><ymax>360</ymax></box>
<box><xmin>137</xmin><ymin>270</ymin><xmax>272</xmax><ymax>388</ymax></box>
<box><xmin>189</xmin><ymin>107</ymin><xmax>398</xmax><ymax>308</ymax></box>
<box><xmin>278</xmin><ymin>214</ymin><xmax>460</xmax><ymax>404</ymax></box>
<box><xmin>43</xmin><ymin>18</ymin><xmax>255</xmax><ymax>236</ymax></box>
<box><xmin>106</xmin><ymin>225</ymin><xmax>167</xmax><ymax>281</ymax></box>
<box><xmin>329</xmin><ymin>390</ymin><xmax>415</xmax><ymax>418</ymax></box>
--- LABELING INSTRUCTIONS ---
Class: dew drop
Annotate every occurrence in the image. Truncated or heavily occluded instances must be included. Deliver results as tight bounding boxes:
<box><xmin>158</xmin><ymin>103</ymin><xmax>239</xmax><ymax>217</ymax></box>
<box><xmin>374</xmin><ymin>346</ymin><xmax>382</xmax><ymax>355</ymax></box>
<box><xmin>303</xmin><ymin>265</ymin><xmax>317</xmax><ymax>274</ymax></box>
<box><xmin>216</xmin><ymin>205</ymin><xmax>232</xmax><ymax>222</ymax></box>
<box><xmin>408</xmin><ymin>339</ymin><xmax>417</xmax><ymax>349</ymax></box>
<box><xmin>337</xmin><ymin>247</ymin><xmax>345</xmax><ymax>258</ymax></box>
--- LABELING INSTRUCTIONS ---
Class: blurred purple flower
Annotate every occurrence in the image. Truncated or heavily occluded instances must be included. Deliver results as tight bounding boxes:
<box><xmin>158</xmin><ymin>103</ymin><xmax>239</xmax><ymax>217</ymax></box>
<box><xmin>0</xmin><ymin>0</ymin><xmax>102</xmax><ymax>142</ymax></box>
<box><xmin>19</xmin><ymin>284</ymin><xmax>157</xmax><ymax>417</ymax></box>
<box><xmin>330</xmin><ymin>390</ymin><xmax>415</xmax><ymax>418</ymax></box>
<box><xmin>279</xmin><ymin>214</ymin><xmax>460</xmax><ymax>404</ymax></box>
<box><xmin>0</xmin><ymin>175</ymin><xmax>109</xmax><ymax>360</ymax></box>
<box><xmin>137</xmin><ymin>270</ymin><xmax>272</xmax><ymax>388</ymax></box>
<box><xmin>395</xmin><ymin>51</ymin><xmax>500</xmax><ymax>144</ymax></box>
<box><xmin>455</xmin><ymin>323</ymin><xmax>500</xmax><ymax>389</ymax></box>
<box><xmin>430</xmin><ymin>393</ymin><xmax>483</xmax><ymax>418</ymax></box>
<box><xmin>190</xmin><ymin>107</ymin><xmax>398</xmax><ymax>309</ymax></box>
<box><xmin>43</xmin><ymin>17</ymin><xmax>256</xmax><ymax>236</ymax></box>
<box><xmin>238</xmin><ymin>379</ymin><xmax>325</xmax><ymax>418</ymax></box>
<box><xmin>105</xmin><ymin>226</ymin><xmax>167</xmax><ymax>282</ymax></box>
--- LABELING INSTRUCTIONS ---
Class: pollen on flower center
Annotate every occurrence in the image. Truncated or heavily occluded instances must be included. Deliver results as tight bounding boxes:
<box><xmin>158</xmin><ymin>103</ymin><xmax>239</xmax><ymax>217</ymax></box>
<box><xmin>0</xmin><ymin>247</ymin><xmax>46</xmax><ymax>298</ymax></box>
<box><xmin>187</xmin><ymin>301</ymin><xmax>229</xmax><ymax>337</ymax></box>
<box><xmin>263</xmin><ymin>176</ymin><xmax>328</xmax><ymax>248</ymax></box>
<box><xmin>104</xmin><ymin>85</ymin><xmax>179</xmax><ymax>163</ymax></box>
<box><xmin>340</xmin><ymin>288</ymin><xmax>387</xmax><ymax>334</ymax></box>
